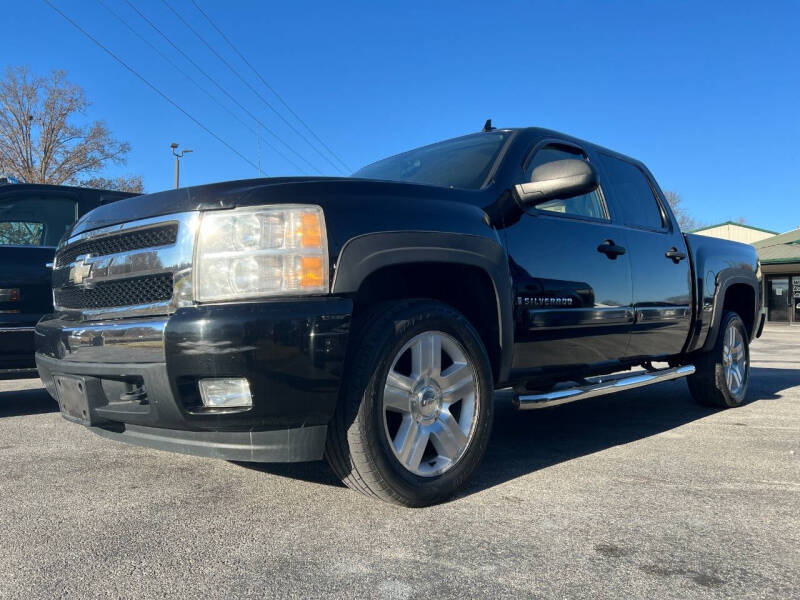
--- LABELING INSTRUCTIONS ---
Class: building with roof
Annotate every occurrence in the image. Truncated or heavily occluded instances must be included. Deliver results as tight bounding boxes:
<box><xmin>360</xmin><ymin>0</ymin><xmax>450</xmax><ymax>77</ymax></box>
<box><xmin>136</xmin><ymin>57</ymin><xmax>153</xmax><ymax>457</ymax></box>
<box><xmin>753</xmin><ymin>228</ymin><xmax>800</xmax><ymax>324</ymax></box>
<box><xmin>691</xmin><ymin>221</ymin><xmax>778</xmax><ymax>244</ymax></box>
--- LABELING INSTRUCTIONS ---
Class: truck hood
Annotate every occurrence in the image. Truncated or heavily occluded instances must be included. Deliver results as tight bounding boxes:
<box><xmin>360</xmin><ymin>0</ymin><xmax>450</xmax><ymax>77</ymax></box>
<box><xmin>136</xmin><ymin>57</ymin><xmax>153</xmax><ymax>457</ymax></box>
<box><xmin>70</xmin><ymin>176</ymin><xmax>475</xmax><ymax>236</ymax></box>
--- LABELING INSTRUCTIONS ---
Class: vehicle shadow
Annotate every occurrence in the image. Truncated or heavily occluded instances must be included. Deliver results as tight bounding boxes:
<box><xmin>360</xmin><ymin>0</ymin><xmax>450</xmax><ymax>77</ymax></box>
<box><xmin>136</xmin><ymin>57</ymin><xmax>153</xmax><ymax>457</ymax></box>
<box><xmin>235</xmin><ymin>458</ymin><xmax>345</xmax><ymax>487</ymax></box>
<box><xmin>748</xmin><ymin>367</ymin><xmax>800</xmax><ymax>399</ymax></box>
<box><xmin>465</xmin><ymin>366</ymin><xmax>800</xmax><ymax>496</ymax></box>
<box><xmin>0</xmin><ymin>386</ymin><xmax>58</xmax><ymax>418</ymax></box>
<box><xmin>235</xmin><ymin>367</ymin><xmax>800</xmax><ymax>494</ymax></box>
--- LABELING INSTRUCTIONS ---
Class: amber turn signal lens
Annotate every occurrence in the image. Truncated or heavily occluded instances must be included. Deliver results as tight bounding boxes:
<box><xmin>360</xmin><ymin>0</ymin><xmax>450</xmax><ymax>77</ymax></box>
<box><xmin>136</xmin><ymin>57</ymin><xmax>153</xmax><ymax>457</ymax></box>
<box><xmin>300</xmin><ymin>256</ymin><xmax>324</xmax><ymax>288</ymax></box>
<box><xmin>300</xmin><ymin>213</ymin><xmax>322</xmax><ymax>248</ymax></box>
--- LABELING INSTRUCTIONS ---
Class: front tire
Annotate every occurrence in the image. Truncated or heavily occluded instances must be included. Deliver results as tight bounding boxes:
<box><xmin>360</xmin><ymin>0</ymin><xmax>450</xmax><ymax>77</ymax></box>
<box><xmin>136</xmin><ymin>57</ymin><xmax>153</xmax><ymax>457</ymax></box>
<box><xmin>325</xmin><ymin>299</ymin><xmax>494</xmax><ymax>506</ymax></box>
<box><xmin>688</xmin><ymin>311</ymin><xmax>750</xmax><ymax>408</ymax></box>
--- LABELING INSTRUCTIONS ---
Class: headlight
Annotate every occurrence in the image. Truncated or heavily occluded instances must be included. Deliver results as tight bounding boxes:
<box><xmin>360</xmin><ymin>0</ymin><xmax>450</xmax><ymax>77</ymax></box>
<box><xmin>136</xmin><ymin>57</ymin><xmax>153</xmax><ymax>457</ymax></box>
<box><xmin>195</xmin><ymin>205</ymin><xmax>328</xmax><ymax>302</ymax></box>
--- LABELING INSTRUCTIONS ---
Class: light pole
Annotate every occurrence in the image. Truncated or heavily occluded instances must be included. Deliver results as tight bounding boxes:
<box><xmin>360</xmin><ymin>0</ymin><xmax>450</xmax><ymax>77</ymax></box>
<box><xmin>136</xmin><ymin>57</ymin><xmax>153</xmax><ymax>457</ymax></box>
<box><xmin>170</xmin><ymin>142</ymin><xmax>193</xmax><ymax>189</ymax></box>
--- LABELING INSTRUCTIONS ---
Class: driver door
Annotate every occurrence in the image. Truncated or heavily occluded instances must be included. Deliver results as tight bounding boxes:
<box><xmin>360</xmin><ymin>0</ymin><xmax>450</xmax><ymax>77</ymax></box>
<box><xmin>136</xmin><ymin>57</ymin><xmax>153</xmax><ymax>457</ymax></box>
<box><xmin>504</xmin><ymin>141</ymin><xmax>634</xmax><ymax>377</ymax></box>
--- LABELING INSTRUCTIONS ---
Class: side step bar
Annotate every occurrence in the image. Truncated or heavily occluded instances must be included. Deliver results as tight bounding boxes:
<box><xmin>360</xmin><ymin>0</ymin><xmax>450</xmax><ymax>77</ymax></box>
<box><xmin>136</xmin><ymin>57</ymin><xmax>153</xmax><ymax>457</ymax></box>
<box><xmin>514</xmin><ymin>365</ymin><xmax>695</xmax><ymax>410</ymax></box>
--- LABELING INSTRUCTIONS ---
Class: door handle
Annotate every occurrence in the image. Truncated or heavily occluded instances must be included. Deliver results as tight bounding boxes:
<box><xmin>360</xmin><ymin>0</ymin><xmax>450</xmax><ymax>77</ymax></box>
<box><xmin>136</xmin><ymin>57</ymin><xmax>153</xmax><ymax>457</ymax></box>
<box><xmin>597</xmin><ymin>240</ymin><xmax>626</xmax><ymax>259</ymax></box>
<box><xmin>665</xmin><ymin>247</ymin><xmax>687</xmax><ymax>263</ymax></box>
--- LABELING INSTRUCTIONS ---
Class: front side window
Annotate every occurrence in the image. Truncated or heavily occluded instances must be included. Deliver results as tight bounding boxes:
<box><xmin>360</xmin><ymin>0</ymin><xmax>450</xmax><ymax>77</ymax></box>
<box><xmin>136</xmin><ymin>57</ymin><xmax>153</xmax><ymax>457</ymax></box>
<box><xmin>352</xmin><ymin>132</ymin><xmax>510</xmax><ymax>190</ymax></box>
<box><xmin>597</xmin><ymin>154</ymin><xmax>664</xmax><ymax>230</ymax></box>
<box><xmin>525</xmin><ymin>145</ymin><xmax>607</xmax><ymax>220</ymax></box>
<box><xmin>0</xmin><ymin>195</ymin><xmax>78</xmax><ymax>247</ymax></box>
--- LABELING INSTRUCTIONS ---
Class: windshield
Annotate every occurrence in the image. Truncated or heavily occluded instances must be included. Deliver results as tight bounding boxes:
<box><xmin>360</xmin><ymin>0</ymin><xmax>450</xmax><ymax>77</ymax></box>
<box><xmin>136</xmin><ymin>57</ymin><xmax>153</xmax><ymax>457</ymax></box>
<box><xmin>352</xmin><ymin>132</ymin><xmax>510</xmax><ymax>189</ymax></box>
<box><xmin>0</xmin><ymin>195</ymin><xmax>77</xmax><ymax>247</ymax></box>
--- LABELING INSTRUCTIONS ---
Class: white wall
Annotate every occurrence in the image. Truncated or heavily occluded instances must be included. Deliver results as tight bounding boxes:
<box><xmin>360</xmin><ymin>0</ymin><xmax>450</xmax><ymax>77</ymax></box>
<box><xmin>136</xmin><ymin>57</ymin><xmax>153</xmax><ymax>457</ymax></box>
<box><xmin>692</xmin><ymin>224</ymin><xmax>774</xmax><ymax>244</ymax></box>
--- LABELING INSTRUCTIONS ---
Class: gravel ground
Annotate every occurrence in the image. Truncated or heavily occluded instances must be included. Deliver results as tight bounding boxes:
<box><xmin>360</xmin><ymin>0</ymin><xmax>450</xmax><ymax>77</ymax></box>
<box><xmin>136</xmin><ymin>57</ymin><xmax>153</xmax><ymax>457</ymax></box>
<box><xmin>1</xmin><ymin>326</ymin><xmax>798</xmax><ymax>599</ymax></box>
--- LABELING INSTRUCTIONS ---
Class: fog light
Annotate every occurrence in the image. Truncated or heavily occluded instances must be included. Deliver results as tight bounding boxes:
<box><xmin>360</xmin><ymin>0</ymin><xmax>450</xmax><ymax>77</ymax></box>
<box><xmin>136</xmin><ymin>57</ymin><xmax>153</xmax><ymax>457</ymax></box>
<box><xmin>198</xmin><ymin>378</ymin><xmax>252</xmax><ymax>408</ymax></box>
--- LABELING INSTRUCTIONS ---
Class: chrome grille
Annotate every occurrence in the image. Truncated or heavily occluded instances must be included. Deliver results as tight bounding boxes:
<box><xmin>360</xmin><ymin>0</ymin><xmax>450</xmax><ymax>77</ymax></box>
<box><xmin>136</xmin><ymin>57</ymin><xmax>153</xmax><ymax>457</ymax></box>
<box><xmin>56</xmin><ymin>224</ymin><xmax>178</xmax><ymax>266</ymax></box>
<box><xmin>54</xmin><ymin>275</ymin><xmax>174</xmax><ymax>309</ymax></box>
<box><xmin>52</xmin><ymin>212</ymin><xmax>199</xmax><ymax>320</ymax></box>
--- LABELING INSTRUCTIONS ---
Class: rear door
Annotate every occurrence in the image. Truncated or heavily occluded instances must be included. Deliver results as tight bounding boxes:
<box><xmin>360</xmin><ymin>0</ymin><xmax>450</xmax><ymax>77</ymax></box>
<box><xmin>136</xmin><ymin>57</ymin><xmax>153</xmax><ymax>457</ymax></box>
<box><xmin>504</xmin><ymin>141</ymin><xmax>634</xmax><ymax>376</ymax></box>
<box><xmin>594</xmin><ymin>153</ymin><xmax>692</xmax><ymax>359</ymax></box>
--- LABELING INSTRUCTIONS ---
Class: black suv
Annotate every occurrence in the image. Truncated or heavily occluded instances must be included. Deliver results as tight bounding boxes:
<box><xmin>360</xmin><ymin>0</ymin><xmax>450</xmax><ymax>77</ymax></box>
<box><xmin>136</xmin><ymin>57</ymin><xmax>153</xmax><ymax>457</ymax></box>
<box><xmin>0</xmin><ymin>183</ymin><xmax>134</xmax><ymax>377</ymax></box>
<box><xmin>35</xmin><ymin>127</ymin><xmax>762</xmax><ymax>506</ymax></box>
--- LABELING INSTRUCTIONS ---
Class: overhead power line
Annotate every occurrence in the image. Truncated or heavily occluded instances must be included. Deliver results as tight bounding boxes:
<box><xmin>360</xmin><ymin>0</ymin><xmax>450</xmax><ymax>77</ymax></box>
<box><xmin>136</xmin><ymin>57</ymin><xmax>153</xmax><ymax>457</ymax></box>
<box><xmin>98</xmin><ymin>0</ymin><xmax>286</xmax><ymax>176</ymax></box>
<box><xmin>160</xmin><ymin>0</ymin><xmax>343</xmax><ymax>175</ymax></box>
<box><xmin>189</xmin><ymin>0</ymin><xmax>352</xmax><ymax>173</ymax></box>
<box><xmin>44</xmin><ymin>0</ymin><xmax>260</xmax><ymax>173</ymax></box>
<box><xmin>124</xmin><ymin>0</ymin><xmax>314</xmax><ymax>174</ymax></box>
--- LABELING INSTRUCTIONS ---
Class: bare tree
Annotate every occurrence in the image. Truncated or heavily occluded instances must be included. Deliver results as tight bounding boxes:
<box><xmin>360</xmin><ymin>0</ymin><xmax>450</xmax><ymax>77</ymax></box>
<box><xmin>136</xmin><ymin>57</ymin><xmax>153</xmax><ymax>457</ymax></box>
<box><xmin>78</xmin><ymin>175</ymin><xmax>144</xmax><ymax>193</ymax></box>
<box><xmin>0</xmin><ymin>66</ymin><xmax>139</xmax><ymax>185</ymax></box>
<box><xmin>664</xmin><ymin>190</ymin><xmax>702</xmax><ymax>231</ymax></box>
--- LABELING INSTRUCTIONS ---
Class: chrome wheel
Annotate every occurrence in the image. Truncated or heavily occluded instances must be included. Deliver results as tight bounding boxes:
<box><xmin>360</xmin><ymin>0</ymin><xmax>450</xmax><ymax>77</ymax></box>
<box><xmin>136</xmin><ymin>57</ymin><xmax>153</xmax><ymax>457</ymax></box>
<box><xmin>382</xmin><ymin>331</ymin><xmax>479</xmax><ymax>477</ymax></box>
<box><xmin>722</xmin><ymin>322</ymin><xmax>747</xmax><ymax>400</ymax></box>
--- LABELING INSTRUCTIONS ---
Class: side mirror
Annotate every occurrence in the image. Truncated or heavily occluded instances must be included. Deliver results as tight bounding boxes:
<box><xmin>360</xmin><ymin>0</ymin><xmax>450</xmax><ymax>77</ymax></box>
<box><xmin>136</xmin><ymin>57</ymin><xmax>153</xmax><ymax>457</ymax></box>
<box><xmin>515</xmin><ymin>159</ymin><xmax>598</xmax><ymax>206</ymax></box>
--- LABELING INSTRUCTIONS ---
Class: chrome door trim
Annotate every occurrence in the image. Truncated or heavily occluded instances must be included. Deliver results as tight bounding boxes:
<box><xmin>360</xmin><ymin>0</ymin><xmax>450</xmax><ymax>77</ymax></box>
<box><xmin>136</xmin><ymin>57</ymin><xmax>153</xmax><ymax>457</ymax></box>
<box><xmin>634</xmin><ymin>305</ymin><xmax>691</xmax><ymax>323</ymax></box>
<box><xmin>525</xmin><ymin>306</ymin><xmax>635</xmax><ymax>330</ymax></box>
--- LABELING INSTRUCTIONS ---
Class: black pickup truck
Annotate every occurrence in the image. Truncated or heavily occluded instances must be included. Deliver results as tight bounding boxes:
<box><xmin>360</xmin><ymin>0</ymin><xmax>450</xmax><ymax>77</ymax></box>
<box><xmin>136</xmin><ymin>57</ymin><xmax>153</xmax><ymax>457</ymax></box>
<box><xmin>0</xmin><ymin>183</ymin><xmax>134</xmax><ymax>377</ymax></box>
<box><xmin>35</xmin><ymin>126</ymin><xmax>763</xmax><ymax>506</ymax></box>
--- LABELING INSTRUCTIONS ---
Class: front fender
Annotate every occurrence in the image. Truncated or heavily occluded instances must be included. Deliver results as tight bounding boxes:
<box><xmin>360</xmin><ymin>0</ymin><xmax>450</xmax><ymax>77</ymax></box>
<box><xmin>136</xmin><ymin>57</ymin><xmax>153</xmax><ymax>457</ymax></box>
<box><xmin>331</xmin><ymin>231</ymin><xmax>514</xmax><ymax>383</ymax></box>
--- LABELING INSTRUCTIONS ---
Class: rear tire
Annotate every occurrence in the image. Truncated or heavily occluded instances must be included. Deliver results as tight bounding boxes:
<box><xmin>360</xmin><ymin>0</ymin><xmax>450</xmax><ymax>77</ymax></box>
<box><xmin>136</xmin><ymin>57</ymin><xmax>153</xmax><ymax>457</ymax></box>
<box><xmin>688</xmin><ymin>311</ymin><xmax>750</xmax><ymax>408</ymax></box>
<box><xmin>325</xmin><ymin>299</ymin><xmax>494</xmax><ymax>507</ymax></box>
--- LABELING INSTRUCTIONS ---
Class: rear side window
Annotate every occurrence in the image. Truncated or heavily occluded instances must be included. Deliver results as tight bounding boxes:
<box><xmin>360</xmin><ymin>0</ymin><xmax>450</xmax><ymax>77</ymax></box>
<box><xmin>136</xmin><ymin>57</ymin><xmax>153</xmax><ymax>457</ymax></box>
<box><xmin>0</xmin><ymin>195</ymin><xmax>78</xmax><ymax>247</ymax></box>
<box><xmin>597</xmin><ymin>154</ymin><xmax>664</xmax><ymax>230</ymax></box>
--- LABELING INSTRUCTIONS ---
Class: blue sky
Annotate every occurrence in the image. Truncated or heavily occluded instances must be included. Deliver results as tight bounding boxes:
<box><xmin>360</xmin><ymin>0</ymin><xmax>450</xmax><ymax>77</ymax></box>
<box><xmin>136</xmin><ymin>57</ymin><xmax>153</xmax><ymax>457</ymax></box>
<box><xmin>3</xmin><ymin>1</ymin><xmax>798</xmax><ymax>232</ymax></box>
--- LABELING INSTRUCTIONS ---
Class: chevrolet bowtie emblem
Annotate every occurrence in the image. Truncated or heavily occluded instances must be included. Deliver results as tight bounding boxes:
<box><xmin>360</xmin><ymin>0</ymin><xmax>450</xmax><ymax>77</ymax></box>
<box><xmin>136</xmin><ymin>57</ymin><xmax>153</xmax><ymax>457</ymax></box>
<box><xmin>68</xmin><ymin>255</ymin><xmax>94</xmax><ymax>285</ymax></box>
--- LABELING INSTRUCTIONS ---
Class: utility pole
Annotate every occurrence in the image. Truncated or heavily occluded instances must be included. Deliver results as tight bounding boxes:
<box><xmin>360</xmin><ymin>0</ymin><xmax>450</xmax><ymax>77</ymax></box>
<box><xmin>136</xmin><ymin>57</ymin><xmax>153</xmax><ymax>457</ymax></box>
<box><xmin>170</xmin><ymin>142</ymin><xmax>193</xmax><ymax>189</ymax></box>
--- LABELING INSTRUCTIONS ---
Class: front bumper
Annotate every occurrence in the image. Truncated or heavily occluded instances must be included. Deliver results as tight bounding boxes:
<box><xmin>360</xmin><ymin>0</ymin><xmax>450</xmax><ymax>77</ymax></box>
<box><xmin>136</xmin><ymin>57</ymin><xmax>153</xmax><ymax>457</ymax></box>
<box><xmin>35</xmin><ymin>297</ymin><xmax>352</xmax><ymax>462</ymax></box>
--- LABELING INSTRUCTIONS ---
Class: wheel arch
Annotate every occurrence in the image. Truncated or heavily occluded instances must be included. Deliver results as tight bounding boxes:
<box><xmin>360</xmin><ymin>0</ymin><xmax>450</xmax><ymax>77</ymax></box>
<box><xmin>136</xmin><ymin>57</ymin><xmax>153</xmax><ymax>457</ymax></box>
<box><xmin>332</xmin><ymin>231</ymin><xmax>513</xmax><ymax>384</ymax></box>
<box><xmin>702</xmin><ymin>272</ymin><xmax>760</xmax><ymax>352</ymax></box>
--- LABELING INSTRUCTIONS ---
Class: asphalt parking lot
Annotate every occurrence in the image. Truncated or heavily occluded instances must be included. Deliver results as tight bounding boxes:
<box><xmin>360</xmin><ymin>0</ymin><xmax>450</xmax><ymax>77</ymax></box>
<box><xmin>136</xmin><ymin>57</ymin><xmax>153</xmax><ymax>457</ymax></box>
<box><xmin>1</xmin><ymin>327</ymin><xmax>798</xmax><ymax>599</ymax></box>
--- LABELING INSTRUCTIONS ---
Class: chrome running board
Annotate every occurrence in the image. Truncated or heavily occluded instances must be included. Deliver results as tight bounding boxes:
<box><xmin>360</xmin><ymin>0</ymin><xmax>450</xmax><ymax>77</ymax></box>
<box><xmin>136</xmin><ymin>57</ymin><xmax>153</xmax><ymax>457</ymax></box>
<box><xmin>514</xmin><ymin>365</ymin><xmax>695</xmax><ymax>410</ymax></box>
